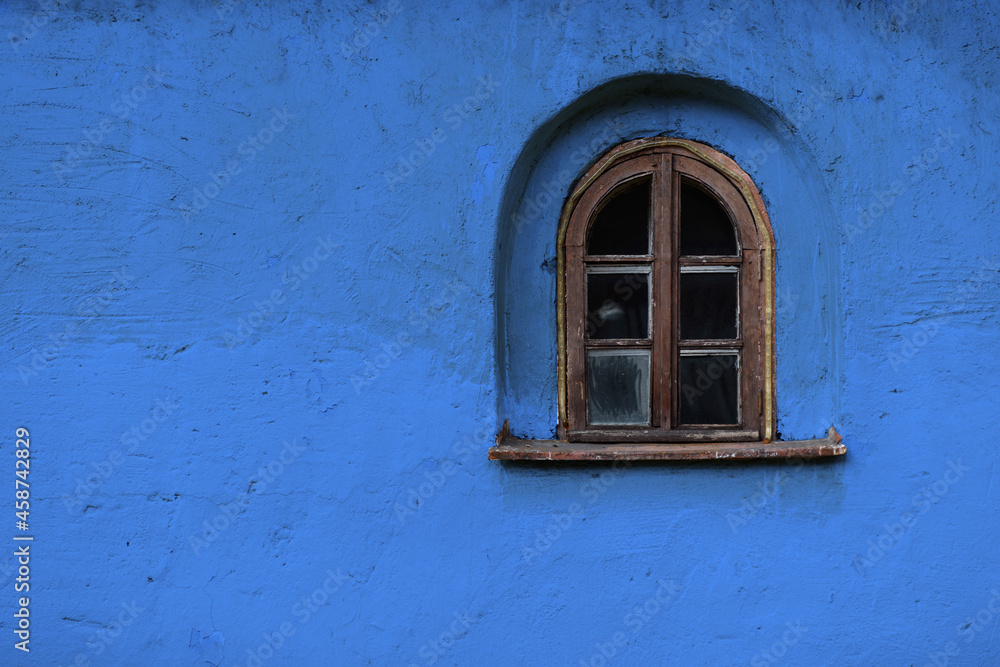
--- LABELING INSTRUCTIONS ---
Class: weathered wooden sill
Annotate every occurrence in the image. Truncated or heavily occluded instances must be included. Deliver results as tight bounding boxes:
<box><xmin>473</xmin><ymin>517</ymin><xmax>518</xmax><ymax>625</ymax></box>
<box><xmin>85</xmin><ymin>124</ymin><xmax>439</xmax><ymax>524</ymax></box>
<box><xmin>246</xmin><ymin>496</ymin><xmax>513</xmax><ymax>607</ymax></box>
<box><xmin>488</xmin><ymin>423</ymin><xmax>845</xmax><ymax>462</ymax></box>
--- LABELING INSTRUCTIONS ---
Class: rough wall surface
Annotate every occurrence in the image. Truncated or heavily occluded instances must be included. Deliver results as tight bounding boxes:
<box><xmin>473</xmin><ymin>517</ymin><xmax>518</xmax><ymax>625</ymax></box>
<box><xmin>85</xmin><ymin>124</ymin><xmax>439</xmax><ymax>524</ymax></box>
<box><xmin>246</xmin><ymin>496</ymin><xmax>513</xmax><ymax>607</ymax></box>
<box><xmin>2</xmin><ymin>1</ymin><xmax>999</xmax><ymax>665</ymax></box>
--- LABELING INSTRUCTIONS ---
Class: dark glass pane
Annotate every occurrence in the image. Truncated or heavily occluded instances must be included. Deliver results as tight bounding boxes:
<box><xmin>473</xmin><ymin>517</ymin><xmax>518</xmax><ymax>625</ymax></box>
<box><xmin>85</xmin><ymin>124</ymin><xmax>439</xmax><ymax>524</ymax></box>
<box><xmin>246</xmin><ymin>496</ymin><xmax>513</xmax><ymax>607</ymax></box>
<box><xmin>587</xmin><ymin>272</ymin><xmax>649</xmax><ymax>339</ymax></box>
<box><xmin>586</xmin><ymin>180</ymin><xmax>650</xmax><ymax>255</ymax></box>
<box><xmin>587</xmin><ymin>350</ymin><xmax>651</xmax><ymax>426</ymax></box>
<box><xmin>680</xmin><ymin>182</ymin><xmax>738</xmax><ymax>256</ymax></box>
<box><xmin>680</xmin><ymin>271</ymin><xmax>738</xmax><ymax>340</ymax></box>
<box><xmin>678</xmin><ymin>354</ymin><xmax>739</xmax><ymax>425</ymax></box>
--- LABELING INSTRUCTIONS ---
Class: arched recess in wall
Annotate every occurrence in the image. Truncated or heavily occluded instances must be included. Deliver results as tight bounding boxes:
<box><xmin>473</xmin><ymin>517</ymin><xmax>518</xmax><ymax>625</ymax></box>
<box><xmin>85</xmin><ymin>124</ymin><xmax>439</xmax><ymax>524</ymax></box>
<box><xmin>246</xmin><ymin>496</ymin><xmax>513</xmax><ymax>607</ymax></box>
<box><xmin>495</xmin><ymin>74</ymin><xmax>841</xmax><ymax>442</ymax></box>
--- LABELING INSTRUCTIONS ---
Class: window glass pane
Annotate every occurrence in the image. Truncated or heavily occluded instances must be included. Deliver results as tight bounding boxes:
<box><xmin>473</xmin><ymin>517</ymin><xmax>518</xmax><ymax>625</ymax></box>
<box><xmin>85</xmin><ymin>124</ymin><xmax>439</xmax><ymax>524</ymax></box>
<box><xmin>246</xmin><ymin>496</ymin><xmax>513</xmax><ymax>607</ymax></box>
<box><xmin>587</xmin><ymin>272</ymin><xmax>649</xmax><ymax>339</ymax></box>
<box><xmin>680</xmin><ymin>181</ymin><xmax>738</xmax><ymax>256</ymax></box>
<box><xmin>586</xmin><ymin>180</ymin><xmax>650</xmax><ymax>255</ymax></box>
<box><xmin>587</xmin><ymin>350</ymin><xmax>651</xmax><ymax>426</ymax></box>
<box><xmin>678</xmin><ymin>354</ymin><xmax>739</xmax><ymax>425</ymax></box>
<box><xmin>680</xmin><ymin>271</ymin><xmax>738</xmax><ymax>340</ymax></box>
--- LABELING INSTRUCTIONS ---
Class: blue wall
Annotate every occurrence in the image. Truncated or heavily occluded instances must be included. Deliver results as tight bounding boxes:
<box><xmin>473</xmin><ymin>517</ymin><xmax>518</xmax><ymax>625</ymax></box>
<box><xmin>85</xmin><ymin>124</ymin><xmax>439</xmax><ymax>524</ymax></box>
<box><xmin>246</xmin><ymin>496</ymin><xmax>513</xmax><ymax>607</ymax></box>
<box><xmin>2</xmin><ymin>1</ymin><xmax>999</xmax><ymax>665</ymax></box>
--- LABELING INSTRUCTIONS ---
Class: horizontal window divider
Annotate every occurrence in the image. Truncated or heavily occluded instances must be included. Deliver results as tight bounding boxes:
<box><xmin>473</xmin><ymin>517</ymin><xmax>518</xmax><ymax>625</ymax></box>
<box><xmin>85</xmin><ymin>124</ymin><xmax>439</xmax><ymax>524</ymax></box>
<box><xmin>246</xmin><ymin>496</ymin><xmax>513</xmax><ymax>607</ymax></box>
<box><xmin>584</xmin><ymin>255</ymin><xmax>655</xmax><ymax>263</ymax></box>
<box><xmin>585</xmin><ymin>264</ymin><xmax>652</xmax><ymax>274</ymax></box>
<box><xmin>679</xmin><ymin>347</ymin><xmax>740</xmax><ymax>357</ymax></box>
<box><xmin>489</xmin><ymin>423</ymin><xmax>847</xmax><ymax>462</ymax></box>
<box><xmin>570</xmin><ymin>428</ymin><xmax>759</xmax><ymax>442</ymax></box>
<box><xmin>678</xmin><ymin>339</ymin><xmax>742</xmax><ymax>348</ymax></box>
<box><xmin>586</xmin><ymin>339</ymin><xmax>653</xmax><ymax>348</ymax></box>
<box><xmin>679</xmin><ymin>265</ymin><xmax>740</xmax><ymax>273</ymax></box>
<box><xmin>678</xmin><ymin>256</ymin><xmax>743</xmax><ymax>266</ymax></box>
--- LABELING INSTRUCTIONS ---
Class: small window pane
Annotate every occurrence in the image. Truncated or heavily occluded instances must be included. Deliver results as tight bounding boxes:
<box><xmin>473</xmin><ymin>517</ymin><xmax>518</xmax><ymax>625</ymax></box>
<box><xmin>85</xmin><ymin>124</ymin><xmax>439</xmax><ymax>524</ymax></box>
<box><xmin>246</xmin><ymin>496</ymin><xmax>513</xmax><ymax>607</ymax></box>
<box><xmin>586</xmin><ymin>180</ymin><xmax>650</xmax><ymax>255</ymax></box>
<box><xmin>680</xmin><ymin>182</ymin><xmax>738</xmax><ymax>256</ymax></box>
<box><xmin>587</xmin><ymin>272</ymin><xmax>649</xmax><ymax>339</ymax></box>
<box><xmin>680</xmin><ymin>271</ymin><xmax>738</xmax><ymax>340</ymax></box>
<box><xmin>587</xmin><ymin>350</ymin><xmax>651</xmax><ymax>426</ymax></box>
<box><xmin>678</xmin><ymin>354</ymin><xmax>739</xmax><ymax>425</ymax></box>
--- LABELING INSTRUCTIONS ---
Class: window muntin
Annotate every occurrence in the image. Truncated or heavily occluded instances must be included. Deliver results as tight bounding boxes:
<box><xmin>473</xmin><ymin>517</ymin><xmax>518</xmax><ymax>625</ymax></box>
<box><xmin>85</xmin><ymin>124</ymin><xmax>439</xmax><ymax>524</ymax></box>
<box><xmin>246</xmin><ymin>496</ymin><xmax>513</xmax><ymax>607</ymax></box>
<box><xmin>561</xmin><ymin>139</ymin><xmax>772</xmax><ymax>444</ymax></box>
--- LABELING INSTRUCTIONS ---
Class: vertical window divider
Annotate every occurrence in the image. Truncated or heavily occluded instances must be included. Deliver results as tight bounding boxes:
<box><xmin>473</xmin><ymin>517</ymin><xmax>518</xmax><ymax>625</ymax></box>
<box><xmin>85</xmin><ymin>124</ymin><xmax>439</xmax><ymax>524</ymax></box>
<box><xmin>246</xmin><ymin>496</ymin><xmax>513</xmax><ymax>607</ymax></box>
<box><xmin>655</xmin><ymin>153</ymin><xmax>673</xmax><ymax>430</ymax></box>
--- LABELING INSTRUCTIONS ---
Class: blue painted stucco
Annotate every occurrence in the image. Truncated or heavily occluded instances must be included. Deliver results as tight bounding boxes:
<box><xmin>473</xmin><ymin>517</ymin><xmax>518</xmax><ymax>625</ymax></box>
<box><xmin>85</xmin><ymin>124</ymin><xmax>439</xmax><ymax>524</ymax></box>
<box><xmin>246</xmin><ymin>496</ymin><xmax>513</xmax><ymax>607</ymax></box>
<box><xmin>2</xmin><ymin>1</ymin><xmax>999</xmax><ymax>665</ymax></box>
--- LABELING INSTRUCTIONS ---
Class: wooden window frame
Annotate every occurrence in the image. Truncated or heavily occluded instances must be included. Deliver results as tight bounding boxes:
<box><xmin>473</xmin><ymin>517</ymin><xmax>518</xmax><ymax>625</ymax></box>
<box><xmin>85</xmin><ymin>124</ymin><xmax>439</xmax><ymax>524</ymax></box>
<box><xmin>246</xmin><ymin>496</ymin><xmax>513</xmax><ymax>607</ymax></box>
<box><xmin>489</xmin><ymin>136</ymin><xmax>847</xmax><ymax>462</ymax></box>
<box><xmin>562</xmin><ymin>137</ymin><xmax>773</xmax><ymax>444</ymax></box>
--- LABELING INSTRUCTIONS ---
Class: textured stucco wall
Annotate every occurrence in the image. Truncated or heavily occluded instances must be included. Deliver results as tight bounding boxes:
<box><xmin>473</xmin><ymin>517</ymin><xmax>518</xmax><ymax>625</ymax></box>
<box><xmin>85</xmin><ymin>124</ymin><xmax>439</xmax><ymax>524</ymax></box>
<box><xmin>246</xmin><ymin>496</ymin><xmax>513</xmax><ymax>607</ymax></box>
<box><xmin>2</xmin><ymin>1</ymin><xmax>1000</xmax><ymax>665</ymax></box>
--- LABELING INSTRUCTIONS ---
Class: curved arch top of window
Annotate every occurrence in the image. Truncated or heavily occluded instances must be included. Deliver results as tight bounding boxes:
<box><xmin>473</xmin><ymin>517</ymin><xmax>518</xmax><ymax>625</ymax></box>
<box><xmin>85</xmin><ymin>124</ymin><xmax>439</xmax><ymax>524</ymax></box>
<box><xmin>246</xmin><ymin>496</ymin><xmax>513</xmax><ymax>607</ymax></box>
<box><xmin>680</xmin><ymin>179</ymin><xmax>739</xmax><ymax>256</ymax></box>
<box><xmin>586</xmin><ymin>178</ymin><xmax>652</xmax><ymax>256</ymax></box>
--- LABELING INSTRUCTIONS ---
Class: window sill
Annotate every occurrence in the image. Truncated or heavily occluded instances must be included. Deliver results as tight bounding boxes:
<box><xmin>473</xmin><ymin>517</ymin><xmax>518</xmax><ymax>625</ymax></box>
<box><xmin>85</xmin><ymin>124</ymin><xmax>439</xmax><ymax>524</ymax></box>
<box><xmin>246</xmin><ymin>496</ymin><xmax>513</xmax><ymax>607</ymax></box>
<box><xmin>488</xmin><ymin>423</ymin><xmax>845</xmax><ymax>462</ymax></box>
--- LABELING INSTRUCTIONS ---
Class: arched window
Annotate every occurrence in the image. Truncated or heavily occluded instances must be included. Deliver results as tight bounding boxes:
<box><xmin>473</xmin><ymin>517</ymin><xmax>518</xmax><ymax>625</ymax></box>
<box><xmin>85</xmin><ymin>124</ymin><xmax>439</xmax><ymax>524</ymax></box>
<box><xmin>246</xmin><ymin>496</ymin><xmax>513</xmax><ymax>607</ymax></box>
<box><xmin>559</xmin><ymin>138</ymin><xmax>774</xmax><ymax>444</ymax></box>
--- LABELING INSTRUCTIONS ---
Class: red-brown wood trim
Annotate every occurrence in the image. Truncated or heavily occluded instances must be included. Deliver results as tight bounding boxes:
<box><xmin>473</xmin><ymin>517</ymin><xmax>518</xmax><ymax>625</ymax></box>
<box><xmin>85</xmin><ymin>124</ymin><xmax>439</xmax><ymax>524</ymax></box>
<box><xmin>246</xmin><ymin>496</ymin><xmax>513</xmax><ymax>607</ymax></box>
<box><xmin>654</xmin><ymin>153</ymin><xmax>672</xmax><ymax>430</ymax></box>
<box><xmin>490</xmin><ymin>423</ymin><xmax>846</xmax><ymax>462</ymax></box>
